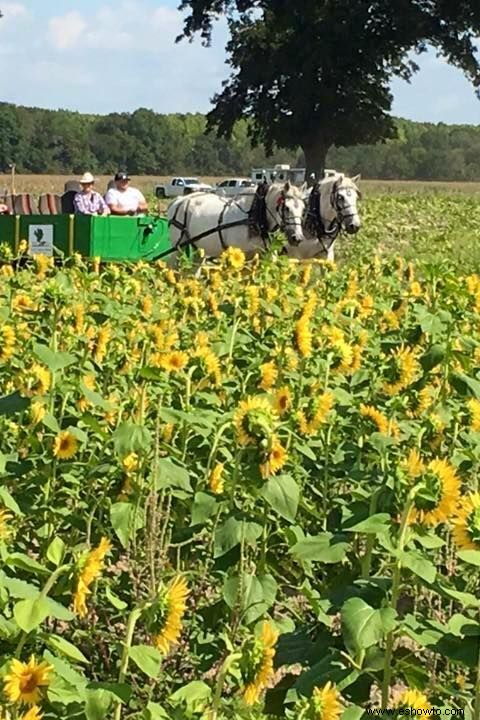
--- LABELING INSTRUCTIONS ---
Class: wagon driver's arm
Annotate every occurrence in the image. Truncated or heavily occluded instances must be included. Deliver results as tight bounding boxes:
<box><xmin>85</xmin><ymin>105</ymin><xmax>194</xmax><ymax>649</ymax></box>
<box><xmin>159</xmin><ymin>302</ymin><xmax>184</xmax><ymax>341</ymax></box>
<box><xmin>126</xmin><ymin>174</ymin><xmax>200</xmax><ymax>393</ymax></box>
<box><xmin>107</xmin><ymin>202</ymin><xmax>134</xmax><ymax>216</ymax></box>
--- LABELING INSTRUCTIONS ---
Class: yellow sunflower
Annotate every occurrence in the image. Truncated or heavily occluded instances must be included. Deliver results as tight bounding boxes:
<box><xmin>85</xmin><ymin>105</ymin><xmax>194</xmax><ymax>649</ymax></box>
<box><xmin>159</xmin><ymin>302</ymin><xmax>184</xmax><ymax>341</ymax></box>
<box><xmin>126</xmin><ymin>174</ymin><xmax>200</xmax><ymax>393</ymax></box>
<box><xmin>73</xmin><ymin>304</ymin><xmax>85</xmax><ymax>333</ymax></box>
<box><xmin>21</xmin><ymin>706</ymin><xmax>44</xmax><ymax>720</ymax></box>
<box><xmin>467</xmin><ymin>399</ymin><xmax>480</xmax><ymax>432</ymax></box>
<box><xmin>195</xmin><ymin>347</ymin><xmax>222</xmax><ymax>385</ymax></box>
<box><xmin>329</xmin><ymin>338</ymin><xmax>354</xmax><ymax>375</ymax></box>
<box><xmin>408</xmin><ymin>458</ymin><xmax>461</xmax><ymax>527</ymax></box>
<box><xmin>122</xmin><ymin>452</ymin><xmax>139</xmax><ymax>474</ymax></box>
<box><xmin>222</xmin><ymin>246</ymin><xmax>245</xmax><ymax>269</ymax></box>
<box><xmin>0</xmin><ymin>507</ymin><xmax>13</xmax><ymax>542</ymax></box>
<box><xmin>360</xmin><ymin>404</ymin><xmax>398</xmax><ymax>437</ymax></box>
<box><xmin>295</xmin><ymin>315</ymin><xmax>312</xmax><ymax>358</ymax></box>
<box><xmin>209</xmin><ymin>463</ymin><xmax>225</xmax><ymax>495</ymax></box>
<box><xmin>394</xmin><ymin>688</ymin><xmax>431</xmax><ymax>710</ymax></box>
<box><xmin>260</xmin><ymin>436</ymin><xmax>287</xmax><ymax>478</ymax></box>
<box><xmin>452</xmin><ymin>492</ymin><xmax>480</xmax><ymax>551</ymax></box>
<box><xmin>297</xmin><ymin>392</ymin><xmax>335</xmax><ymax>436</ymax></box>
<box><xmin>404</xmin><ymin>448</ymin><xmax>424</xmax><ymax>478</ymax></box>
<box><xmin>142</xmin><ymin>295</ymin><xmax>153</xmax><ymax>315</ymax></box>
<box><xmin>12</xmin><ymin>293</ymin><xmax>37</xmax><ymax>313</ymax></box>
<box><xmin>310</xmin><ymin>681</ymin><xmax>342</xmax><ymax>720</ymax></box>
<box><xmin>73</xmin><ymin>537</ymin><xmax>112</xmax><ymax>617</ymax></box>
<box><xmin>246</xmin><ymin>285</ymin><xmax>260</xmax><ymax>318</ymax></box>
<box><xmin>93</xmin><ymin>325</ymin><xmax>111</xmax><ymax>364</ymax></box>
<box><xmin>162</xmin><ymin>423</ymin><xmax>175</xmax><ymax>443</ymax></box>
<box><xmin>0</xmin><ymin>324</ymin><xmax>15</xmax><ymax>363</ymax></box>
<box><xmin>383</xmin><ymin>347</ymin><xmax>420</xmax><ymax>396</ymax></box>
<box><xmin>53</xmin><ymin>430</ymin><xmax>78</xmax><ymax>460</ymax></box>
<box><xmin>152</xmin><ymin>576</ymin><xmax>189</xmax><ymax>654</ymax></box>
<box><xmin>159</xmin><ymin>350</ymin><xmax>189</xmax><ymax>373</ymax></box>
<box><xmin>274</xmin><ymin>386</ymin><xmax>292</xmax><ymax>416</ymax></box>
<box><xmin>242</xmin><ymin>622</ymin><xmax>278</xmax><ymax>705</ymax></box>
<box><xmin>30</xmin><ymin>401</ymin><xmax>46</xmax><ymax>426</ymax></box>
<box><xmin>410</xmin><ymin>281</ymin><xmax>422</xmax><ymax>297</ymax></box>
<box><xmin>259</xmin><ymin>361</ymin><xmax>278</xmax><ymax>391</ymax></box>
<box><xmin>234</xmin><ymin>396</ymin><xmax>278</xmax><ymax>446</ymax></box>
<box><xmin>3</xmin><ymin>656</ymin><xmax>53</xmax><ymax>705</ymax></box>
<box><xmin>19</xmin><ymin>364</ymin><xmax>51</xmax><ymax>398</ymax></box>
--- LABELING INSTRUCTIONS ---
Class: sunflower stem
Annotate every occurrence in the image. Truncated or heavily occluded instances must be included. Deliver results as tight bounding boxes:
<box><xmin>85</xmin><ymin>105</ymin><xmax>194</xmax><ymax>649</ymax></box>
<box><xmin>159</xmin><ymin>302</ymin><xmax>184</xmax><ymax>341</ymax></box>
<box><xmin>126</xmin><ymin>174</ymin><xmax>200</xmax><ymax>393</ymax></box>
<box><xmin>322</xmin><ymin>424</ymin><xmax>333</xmax><ymax>531</ymax></box>
<box><xmin>210</xmin><ymin>652</ymin><xmax>242</xmax><ymax>719</ymax></box>
<box><xmin>114</xmin><ymin>607</ymin><xmax>141</xmax><ymax>720</ymax></box>
<box><xmin>227</xmin><ymin>314</ymin><xmax>241</xmax><ymax>363</ymax></box>
<box><xmin>361</xmin><ymin>489</ymin><xmax>379</xmax><ymax>579</ymax></box>
<box><xmin>381</xmin><ymin>491</ymin><xmax>415</xmax><ymax>709</ymax></box>
<box><xmin>204</xmin><ymin>421</ymin><xmax>231</xmax><ymax>482</ymax></box>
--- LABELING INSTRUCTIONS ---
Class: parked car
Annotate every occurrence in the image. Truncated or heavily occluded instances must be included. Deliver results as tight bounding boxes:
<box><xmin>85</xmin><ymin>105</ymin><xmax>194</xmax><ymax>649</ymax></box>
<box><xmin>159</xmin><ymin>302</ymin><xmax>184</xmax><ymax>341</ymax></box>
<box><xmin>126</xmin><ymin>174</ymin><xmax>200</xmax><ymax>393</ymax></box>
<box><xmin>155</xmin><ymin>177</ymin><xmax>214</xmax><ymax>199</ymax></box>
<box><xmin>216</xmin><ymin>178</ymin><xmax>257</xmax><ymax>197</ymax></box>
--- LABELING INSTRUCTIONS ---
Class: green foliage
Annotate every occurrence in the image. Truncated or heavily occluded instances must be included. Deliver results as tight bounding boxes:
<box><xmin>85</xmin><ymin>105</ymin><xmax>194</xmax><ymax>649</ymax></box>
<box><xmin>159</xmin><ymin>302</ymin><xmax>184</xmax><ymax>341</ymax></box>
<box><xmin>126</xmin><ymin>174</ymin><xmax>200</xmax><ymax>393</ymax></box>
<box><xmin>178</xmin><ymin>0</ymin><xmax>480</xmax><ymax>174</ymax></box>
<box><xmin>2</xmin><ymin>101</ymin><xmax>480</xmax><ymax>180</ymax></box>
<box><xmin>1</xmin><ymin>218</ymin><xmax>480</xmax><ymax>718</ymax></box>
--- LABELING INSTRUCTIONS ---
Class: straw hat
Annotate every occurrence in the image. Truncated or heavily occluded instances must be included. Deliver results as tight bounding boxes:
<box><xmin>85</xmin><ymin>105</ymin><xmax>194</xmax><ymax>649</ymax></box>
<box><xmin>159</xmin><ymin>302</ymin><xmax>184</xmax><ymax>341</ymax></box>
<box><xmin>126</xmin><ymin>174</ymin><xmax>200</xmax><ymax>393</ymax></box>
<box><xmin>80</xmin><ymin>172</ymin><xmax>95</xmax><ymax>184</ymax></box>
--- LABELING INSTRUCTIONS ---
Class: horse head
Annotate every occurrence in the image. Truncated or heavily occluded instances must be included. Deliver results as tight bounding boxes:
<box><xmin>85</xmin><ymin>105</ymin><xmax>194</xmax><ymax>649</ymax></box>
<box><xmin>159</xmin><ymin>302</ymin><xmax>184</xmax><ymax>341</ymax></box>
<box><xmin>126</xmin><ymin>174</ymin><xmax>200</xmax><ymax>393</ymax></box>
<box><xmin>331</xmin><ymin>173</ymin><xmax>362</xmax><ymax>235</ymax></box>
<box><xmin>305</xmin><ymin>172</ymin><xmax>362</xmax><ymax>241</ymax></box>
<box><xmin>266</xmin><ymin>182</ymin><xmax>306</xmax><ymax>245</ymax></box>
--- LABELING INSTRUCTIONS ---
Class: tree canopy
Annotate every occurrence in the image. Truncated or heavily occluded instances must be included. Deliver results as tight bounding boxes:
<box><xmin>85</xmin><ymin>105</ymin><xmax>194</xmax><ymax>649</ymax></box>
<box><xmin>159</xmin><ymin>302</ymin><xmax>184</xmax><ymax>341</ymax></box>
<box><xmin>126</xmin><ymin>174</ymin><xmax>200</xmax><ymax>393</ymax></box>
<box><xmin>1</xmin><ymin>102</ymin><xmax>480</xmax><ymax>181</ymax></box>
<box><xmin>178</xmin><ymin>0</ymin><xmax>480</xmax><ymax>177</ymax></box>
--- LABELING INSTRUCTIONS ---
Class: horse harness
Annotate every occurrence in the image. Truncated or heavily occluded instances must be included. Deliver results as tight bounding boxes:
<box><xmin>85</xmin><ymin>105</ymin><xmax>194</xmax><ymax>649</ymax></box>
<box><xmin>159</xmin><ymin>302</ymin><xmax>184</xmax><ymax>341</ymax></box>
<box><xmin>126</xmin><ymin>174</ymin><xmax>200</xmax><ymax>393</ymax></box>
<box><xmin>306</xmin><ymin>179</ymin><xmax>357</xmax><ymax>253</ymax></box>
<box><xmin>161</xmin><ymin>185</ymin><xmax>292</xmax><ymax>259</ymax></box>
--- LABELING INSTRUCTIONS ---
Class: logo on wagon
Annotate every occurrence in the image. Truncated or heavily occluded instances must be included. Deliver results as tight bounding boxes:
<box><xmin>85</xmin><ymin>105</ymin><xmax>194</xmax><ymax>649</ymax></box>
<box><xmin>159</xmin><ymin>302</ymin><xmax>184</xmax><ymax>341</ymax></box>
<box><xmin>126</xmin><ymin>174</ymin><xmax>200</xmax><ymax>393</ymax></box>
<box><xmin>28</xmin><ymin>225</ymin><xmax>54</xmax><ymax>257</ymax></box>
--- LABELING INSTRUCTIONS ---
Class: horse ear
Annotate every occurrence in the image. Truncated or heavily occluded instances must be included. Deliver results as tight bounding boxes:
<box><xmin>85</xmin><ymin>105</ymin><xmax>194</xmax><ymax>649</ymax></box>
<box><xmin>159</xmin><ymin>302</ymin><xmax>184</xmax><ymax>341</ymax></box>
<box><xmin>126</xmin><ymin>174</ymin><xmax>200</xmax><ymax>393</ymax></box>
<box><xmin>284</xmin><ymin>181</ymin><xmax>290</xmax><ymax>192</ymax></box>
<box><xmin>351</xmin><ymin>174</ymin><xmax>361</xmax><ymax>184</ymax></box>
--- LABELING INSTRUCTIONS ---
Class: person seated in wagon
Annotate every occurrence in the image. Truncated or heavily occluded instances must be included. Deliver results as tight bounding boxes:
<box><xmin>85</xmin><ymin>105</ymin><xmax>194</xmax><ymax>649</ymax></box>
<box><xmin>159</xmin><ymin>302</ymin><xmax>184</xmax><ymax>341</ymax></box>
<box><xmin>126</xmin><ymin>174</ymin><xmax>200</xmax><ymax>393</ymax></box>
<box><xmin>74</xmin><ymin>172</ymin><xmax>110</xmax><ymax>215</ymax></box>
<box><xmin>105</xmin><ymin>172</ymin><xmax>148</xmax><ymax>216</ymax></box>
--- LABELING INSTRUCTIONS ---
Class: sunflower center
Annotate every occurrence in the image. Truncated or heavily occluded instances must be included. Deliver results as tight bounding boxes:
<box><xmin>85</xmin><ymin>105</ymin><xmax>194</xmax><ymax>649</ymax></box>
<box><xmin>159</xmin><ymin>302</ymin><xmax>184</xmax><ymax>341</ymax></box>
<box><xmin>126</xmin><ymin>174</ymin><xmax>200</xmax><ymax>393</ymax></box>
<box><xmin>414</xmin><ymin>471</ymin><xmax>441</xmax><ymax>511</ymax></box>
<box><xmin>467</xmin><ymin>507</ymin><xmax>480</xmax><ymax>546</ymax></box>
<box><xmin>20</xmin><ymin>671</ymin><xmax>38</xmax><ymax>694</ymax></box>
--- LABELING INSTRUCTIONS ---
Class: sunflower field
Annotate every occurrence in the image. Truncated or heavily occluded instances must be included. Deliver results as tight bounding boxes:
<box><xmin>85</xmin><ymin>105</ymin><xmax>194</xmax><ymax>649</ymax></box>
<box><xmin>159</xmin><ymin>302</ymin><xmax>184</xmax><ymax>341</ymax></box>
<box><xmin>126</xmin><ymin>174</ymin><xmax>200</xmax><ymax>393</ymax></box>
<box><xmin>1</xmin><ymin>192</ymin><xmax>480</xmax><ymax>720</ymax></box>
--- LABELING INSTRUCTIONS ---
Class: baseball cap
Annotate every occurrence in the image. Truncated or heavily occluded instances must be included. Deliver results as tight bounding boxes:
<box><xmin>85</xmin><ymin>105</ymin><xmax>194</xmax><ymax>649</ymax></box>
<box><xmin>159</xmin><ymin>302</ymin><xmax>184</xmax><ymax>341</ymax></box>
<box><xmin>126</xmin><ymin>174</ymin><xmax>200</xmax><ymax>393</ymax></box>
<box><xmin>114</xmin><ymin>172</ymin><xmax>130</xmax><ymax>181</ymax></box>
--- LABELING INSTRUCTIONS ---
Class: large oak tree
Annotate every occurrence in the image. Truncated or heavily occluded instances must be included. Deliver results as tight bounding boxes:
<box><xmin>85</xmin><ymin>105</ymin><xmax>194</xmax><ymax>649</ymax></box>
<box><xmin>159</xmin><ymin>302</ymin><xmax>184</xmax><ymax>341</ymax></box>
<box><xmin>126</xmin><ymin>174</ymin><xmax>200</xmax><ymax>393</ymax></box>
<box><xmin>178</xmin><ymin>0</ymin><xmax>480</xmax><ymax>178</ymax></box>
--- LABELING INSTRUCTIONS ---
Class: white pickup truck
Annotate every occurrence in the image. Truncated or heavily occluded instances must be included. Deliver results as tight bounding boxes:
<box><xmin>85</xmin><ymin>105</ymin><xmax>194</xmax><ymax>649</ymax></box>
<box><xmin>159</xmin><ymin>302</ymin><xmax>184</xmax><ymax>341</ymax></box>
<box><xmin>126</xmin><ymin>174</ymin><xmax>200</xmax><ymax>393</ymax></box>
<box><xmin>155</xmin><ymin>177</ymin><xmax>214</xmax><ymax>199</ymax></box>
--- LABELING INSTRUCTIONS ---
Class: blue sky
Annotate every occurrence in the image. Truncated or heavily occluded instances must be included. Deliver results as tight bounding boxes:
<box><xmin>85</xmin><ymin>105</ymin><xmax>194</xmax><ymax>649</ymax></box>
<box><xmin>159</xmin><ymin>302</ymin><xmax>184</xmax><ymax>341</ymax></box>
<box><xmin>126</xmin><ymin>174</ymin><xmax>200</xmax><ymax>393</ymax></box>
<box><xmin>1</xmin><ymin>0</ymin><xmax>479</xmax><ymax>124</ymax></box>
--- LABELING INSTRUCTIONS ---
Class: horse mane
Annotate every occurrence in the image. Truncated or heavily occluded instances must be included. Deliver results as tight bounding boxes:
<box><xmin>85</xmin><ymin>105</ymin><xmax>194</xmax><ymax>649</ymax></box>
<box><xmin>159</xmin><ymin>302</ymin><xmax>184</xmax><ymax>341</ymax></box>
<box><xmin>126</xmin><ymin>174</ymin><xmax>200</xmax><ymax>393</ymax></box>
<box><xmin>319</xmin><ymin>172</ymin><xmax>360</xmax><ymax>195</ymax></box>
<box><xmin>267</xmin><ymin>182</ymin><xmax>304</xmax><ymax>200</ymax></box>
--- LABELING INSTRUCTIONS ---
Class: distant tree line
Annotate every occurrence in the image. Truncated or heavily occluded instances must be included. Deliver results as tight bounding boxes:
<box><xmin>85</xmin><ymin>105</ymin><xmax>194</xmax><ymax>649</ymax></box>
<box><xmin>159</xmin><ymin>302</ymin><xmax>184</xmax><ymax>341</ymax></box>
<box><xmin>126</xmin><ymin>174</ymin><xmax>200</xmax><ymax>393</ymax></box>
<box><xmin>1</xmin><ymin>102</ymin><xmax>479</xmax><ymax>181</ymax></box>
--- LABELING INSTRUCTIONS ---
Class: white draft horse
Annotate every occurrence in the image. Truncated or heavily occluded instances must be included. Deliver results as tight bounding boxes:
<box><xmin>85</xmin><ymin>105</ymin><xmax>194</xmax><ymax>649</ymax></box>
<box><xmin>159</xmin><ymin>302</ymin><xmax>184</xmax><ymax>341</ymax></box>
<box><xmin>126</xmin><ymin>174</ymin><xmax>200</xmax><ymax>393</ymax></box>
<box><xmin>166</xmin><ymin>182</ymin><xmax>306</xmax><ymax>260</ymax></box>
<box><xmin>298</xmin><ymin>172</ymin><xmax>362</xmax><ymax>260</ymax></box>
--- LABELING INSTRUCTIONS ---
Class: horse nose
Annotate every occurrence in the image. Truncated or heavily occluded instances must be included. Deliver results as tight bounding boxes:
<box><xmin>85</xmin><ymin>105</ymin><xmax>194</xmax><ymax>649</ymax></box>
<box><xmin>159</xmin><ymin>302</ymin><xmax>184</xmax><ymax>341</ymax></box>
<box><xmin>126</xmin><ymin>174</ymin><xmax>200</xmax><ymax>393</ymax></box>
<box><xmin>346</xmin><ymin>224</ymin><xmax>360</xmax><ymax>235</ymax></box>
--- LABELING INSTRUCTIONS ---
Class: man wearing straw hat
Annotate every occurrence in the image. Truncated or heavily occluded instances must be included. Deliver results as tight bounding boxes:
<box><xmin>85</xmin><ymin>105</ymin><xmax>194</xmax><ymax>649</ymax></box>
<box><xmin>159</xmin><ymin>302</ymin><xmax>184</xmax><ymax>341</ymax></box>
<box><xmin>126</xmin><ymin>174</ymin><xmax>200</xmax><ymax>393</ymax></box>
<box><xmin>74</xmin><ymin>172</ymin><xmax>110</xmax><ymax>215</ymax></box>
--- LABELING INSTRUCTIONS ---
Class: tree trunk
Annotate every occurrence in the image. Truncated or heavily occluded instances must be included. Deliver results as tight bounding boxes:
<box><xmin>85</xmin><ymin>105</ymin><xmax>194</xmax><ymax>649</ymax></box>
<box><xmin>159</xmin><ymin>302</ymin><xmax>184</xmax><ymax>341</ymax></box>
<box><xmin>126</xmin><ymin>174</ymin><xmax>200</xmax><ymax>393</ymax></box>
<box><xmin>302</xmin><ymin>138</ymin><xmax>330</xmax><ymax>185</ymax></box>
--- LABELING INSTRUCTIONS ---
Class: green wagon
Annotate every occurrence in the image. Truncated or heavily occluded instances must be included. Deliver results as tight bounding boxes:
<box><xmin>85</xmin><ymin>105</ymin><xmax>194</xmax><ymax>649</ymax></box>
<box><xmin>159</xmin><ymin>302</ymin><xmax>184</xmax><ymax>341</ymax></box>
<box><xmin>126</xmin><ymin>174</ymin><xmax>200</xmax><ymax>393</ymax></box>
<box><xmin>0</xmin><ymin>214</ymin><xmax>174</xmax><ymax>262</ymax></box>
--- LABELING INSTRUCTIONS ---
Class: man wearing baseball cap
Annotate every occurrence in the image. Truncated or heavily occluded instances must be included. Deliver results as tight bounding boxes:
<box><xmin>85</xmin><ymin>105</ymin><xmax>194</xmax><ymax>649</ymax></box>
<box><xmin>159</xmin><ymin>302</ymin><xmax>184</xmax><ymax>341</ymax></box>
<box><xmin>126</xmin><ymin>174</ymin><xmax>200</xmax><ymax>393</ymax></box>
<box><xmin>74</xmin><ymin>172</ymin><xmax>110</xmax><ymax>215</ymax></box>
<box><xmin>105</xmin><ymin>172</ymin><xmax>148</xmax><ymax>216</ymax></box>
